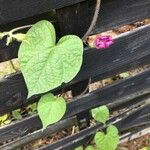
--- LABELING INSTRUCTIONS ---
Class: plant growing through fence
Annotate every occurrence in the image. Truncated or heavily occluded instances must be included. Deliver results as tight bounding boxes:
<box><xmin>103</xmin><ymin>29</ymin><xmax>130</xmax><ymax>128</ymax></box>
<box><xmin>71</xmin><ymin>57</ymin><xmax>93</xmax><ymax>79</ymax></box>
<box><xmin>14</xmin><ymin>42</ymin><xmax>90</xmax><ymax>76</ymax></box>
<box><xmin>0</xmin><ymin>20</ymin><xmax>84</xmax><ymax>129</ymax></box>
<box><xmin>0</xmin><ymin>20</ymin><xmax>114</xmax><ymax>129</ymax></box>
<box><xmin>76</xmin><ymin>105</ymin><xmax>120</xmax><ymax>150</ymax></box>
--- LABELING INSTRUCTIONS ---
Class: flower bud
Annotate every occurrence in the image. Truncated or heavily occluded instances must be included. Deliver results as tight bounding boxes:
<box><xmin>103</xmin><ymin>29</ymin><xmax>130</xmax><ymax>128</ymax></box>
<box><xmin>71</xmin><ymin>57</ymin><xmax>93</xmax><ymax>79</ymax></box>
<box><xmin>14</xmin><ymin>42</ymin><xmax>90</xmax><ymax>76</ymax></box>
<box><xmin>95</xmin><ymin>35</ymin><xmax>114</xmax><ymax>49</ymax></box>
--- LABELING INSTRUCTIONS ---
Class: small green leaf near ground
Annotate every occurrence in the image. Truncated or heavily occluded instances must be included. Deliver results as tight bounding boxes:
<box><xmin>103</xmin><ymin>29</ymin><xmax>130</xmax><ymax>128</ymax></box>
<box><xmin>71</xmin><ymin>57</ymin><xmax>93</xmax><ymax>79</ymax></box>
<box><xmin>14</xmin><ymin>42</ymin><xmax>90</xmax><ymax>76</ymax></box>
<box><xmin>94</xmin><ymin>125</ymin><xmax>120</xmax><ymax>150</ymax></box>
<box><xmin>91</xmin><ymin>105</ymin><xmax>110</xmax><ymax>124</ymax></box>
<box><xmin>37</xmin><ymin>93</ymin><xmax>66</xmax><ymax>129</ymax></box>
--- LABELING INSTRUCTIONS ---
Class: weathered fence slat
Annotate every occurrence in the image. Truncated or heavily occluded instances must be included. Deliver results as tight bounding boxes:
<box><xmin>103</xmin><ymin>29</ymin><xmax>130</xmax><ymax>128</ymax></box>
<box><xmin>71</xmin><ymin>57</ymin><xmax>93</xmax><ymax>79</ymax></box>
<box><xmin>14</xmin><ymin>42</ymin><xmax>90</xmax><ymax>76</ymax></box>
<box><xmin>38</xmin><ymin>105</ymin><xmax>150</xmax><ymax>150</ymax></box>
<box><xmin>0</xmin><ymin>24</ymin><xmax>150</xmax><ymax>114</ymax></box>
<box><xmin>56</xmin><ymin>1</ymin><xmax>90</xmax><ymax>37</ymax></box>
<box><xmin>0</xmin><ymin>117</ymin><xmax>77</xmax><ymax>150</ymax></box>
<box><xmin>92</xmin><ymin>0</ymin><xmax>150</xmax><ymax>34</ymax></box>
<box><xmin>1</xmin><ymin>0</ymin><xmax>150</xmax><ymax>62</ymax></box>
<box><xmin>0</xmin><ymin>104</ymin><xmax>149</xmax><ymax>150</ymax></box>
<box><xmin>66</xmin><ymin>70</ymin><xmax>150</xmax><ymax>117</ymax></box>
<box><xmin>0</xmin><ymin>0</ymin><xmax>149</xmax><ymax>149</ymax></box>
<box><xmin>1</xmin><ymin>0</ymin><xmax>150</xmax><ymax>33</ymax></box>
<box><xmin>0</xmin><ymin>93</ymin><xmax>148</xmax><ymax>142</ymax></box>
<box><xmin>0</xmin><ymin>0</ymin><xmax>86</xmax><ymax>25</ymax></box>
<box><xmin>0</xmin><ymin>70</ymin><xmax>149</xmax><ymax>141</ymax></box>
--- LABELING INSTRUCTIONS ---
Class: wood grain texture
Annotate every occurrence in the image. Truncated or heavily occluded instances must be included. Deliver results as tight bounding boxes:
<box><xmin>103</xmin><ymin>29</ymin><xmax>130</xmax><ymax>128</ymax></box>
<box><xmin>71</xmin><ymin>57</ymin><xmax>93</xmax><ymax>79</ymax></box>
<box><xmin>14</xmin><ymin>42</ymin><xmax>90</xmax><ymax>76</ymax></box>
<box><xmin>0</xmin><ymin>70</ymin><xmax>149</xmax><ymax>142</ymax></box>
<box><xmin>38</xmin><ymin>105</ymin><xmax>150</xmax><ymax>150</ymax></box>
<box><xmin>0</xmin><ymin>24</ymin><xmax>150</xmax><ymax>114</ymax></box>
<box><xmin>56</xmin><ymin>1</ymin><xmax>90</xmax><ymax>37</ymax></box>
<box><xmin>0</xmin><ymin>104</ymin><xmax>149</xmax><ymax>149</ymax></box>
<box><xmin>0</xmin><ymin>117</ymin><xmax>76</xmax><ymax>150</ymax></box>
<box><xmin>1</xmin><ymin>0</ymin><xmax>150</xmax><ymax>61</ymax></box>
<box><xmin>0</xmin><ymin>0</ymin><xmax>86</xmax><ymax>25</ymax></box>
<box><xmin>0</xmin><ymin>115</ymin><xmax>41</xmax><ymax>142</ymax></box>
<box><xmin>92</xmin><ymin>0</ymin><xmax>150</xmax><ymax>34</ymax></box>
<box><xmin>0</xmin><ymin>0</ymin><xmax>150</xmax><ymax>32</ymax></box>
<box><xmin>66</xmin><ymin>70</ymin><xmax>150</xmax><ymax>117</ymax></box>
<box><xmin>0</xmin><ymin>0</ymin><xmax>149</xmax><ymax>148</ymax></box>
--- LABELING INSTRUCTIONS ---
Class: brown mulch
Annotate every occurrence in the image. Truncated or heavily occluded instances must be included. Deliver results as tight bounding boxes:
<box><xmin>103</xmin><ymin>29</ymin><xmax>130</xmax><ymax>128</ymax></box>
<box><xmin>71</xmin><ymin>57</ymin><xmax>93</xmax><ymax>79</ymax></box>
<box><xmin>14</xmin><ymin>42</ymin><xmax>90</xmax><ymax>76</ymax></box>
<box><xmin>119</xmin><ymin>134</ymin><xmax>150</xmax><ymax>150</ymax></box>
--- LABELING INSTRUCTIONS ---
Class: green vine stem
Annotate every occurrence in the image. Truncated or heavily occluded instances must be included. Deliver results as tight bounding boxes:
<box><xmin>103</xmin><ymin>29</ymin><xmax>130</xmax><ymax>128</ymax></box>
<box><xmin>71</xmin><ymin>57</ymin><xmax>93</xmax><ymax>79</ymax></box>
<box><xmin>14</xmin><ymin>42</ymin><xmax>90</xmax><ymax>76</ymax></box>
<box><xmin>10</xmin><ymin>25</ymin><xmax>32</xmax><ymax>33</ymax></box>
<box><xmin>0</xmin><ymin>24</ymin><xmax>32</xmax><ymax>45</ymax></box>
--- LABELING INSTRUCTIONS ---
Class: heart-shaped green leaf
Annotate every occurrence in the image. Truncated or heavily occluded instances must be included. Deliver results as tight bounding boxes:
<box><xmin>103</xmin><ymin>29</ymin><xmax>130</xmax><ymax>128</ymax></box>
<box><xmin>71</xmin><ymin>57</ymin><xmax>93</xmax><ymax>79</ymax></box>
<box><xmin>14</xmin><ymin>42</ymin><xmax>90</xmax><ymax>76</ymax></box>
<box><xmin>37</xmin><ymin>93</ymin><xmax>66</xmax><ymax>129</ymax></box>
<box><xmin>18</xmin><ymin>20</ymin><xmax>83</xmax><ymax>98</ymax></box>
<box><xmin>94</xmin><ymin>125</ymin><xmax>120</xmax><ymax>150</ymax></box>
<box><xmin>91</xmin><ymin>105</ymin><xmax>109</xmax><ymax>124</ymax></box>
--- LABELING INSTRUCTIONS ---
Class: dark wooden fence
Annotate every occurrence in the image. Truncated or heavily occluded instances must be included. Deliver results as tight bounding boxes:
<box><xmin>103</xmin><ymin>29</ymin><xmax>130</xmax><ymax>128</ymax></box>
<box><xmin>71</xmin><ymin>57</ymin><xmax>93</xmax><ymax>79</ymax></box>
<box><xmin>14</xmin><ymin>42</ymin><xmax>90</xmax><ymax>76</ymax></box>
<box><xmin>0</xmin><ymin>0</ymin><xmax>150</xmax><ymax>149</ymax></box>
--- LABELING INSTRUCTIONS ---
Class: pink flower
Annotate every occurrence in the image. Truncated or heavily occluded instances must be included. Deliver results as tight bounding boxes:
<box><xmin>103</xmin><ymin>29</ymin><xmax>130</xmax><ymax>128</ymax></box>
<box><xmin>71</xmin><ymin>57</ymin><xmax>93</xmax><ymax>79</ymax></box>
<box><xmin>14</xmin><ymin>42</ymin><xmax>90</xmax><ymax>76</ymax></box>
<box><xmin>95</xmin><ymin>35</ymin><xmax>114</xmax><ymax>49</ymax></box>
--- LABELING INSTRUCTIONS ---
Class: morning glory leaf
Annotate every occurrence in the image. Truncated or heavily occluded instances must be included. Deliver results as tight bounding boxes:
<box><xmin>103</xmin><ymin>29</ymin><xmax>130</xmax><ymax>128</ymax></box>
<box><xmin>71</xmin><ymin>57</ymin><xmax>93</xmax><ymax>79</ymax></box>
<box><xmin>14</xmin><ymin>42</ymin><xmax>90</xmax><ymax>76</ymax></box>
<box><xmin>19</xmin><ymin>20</ymin><xmax>83</xmax><ymax>98</ymax></box>
<box><xmin>37</xmin><ymin>93</ymin><xmax>66</xmax><ymax>129</ymax></box>
<box><xmin>94</xmin><ymin>125</ymin><xmax>120</xmax><ymax>150</ymax></box>
<box><xmin>91</xmin><ymin>105</ymin><xmax>110</xmax><ymax>124</ymax></box>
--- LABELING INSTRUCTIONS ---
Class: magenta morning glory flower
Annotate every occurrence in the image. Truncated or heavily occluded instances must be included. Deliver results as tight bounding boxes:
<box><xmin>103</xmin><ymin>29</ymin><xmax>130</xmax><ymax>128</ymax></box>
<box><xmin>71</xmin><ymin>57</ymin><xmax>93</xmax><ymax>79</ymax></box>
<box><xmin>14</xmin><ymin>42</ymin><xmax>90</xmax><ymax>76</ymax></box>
<box><xmin>95</xmin><ymin>35</ymin><xmax>114</xmax><ymax>49</ymax></box>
